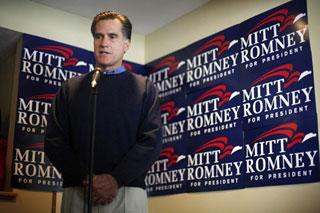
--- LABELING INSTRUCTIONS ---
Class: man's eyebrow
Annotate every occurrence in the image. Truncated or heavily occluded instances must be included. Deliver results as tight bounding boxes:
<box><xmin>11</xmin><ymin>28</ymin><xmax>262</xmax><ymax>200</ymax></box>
<box><xmin>94</xmin><ymin>32</ymin><xmax>103</xmax><ymax>37</ymax></box>
<box><xmin>107</xmin><ymin>32</ymin><xmax>118</xmax><ymax>37</ymax></box>
<box><xmin>94</xmin><ymin>32</ymin><xmax>120</xmax><ymax>39</ymax></box>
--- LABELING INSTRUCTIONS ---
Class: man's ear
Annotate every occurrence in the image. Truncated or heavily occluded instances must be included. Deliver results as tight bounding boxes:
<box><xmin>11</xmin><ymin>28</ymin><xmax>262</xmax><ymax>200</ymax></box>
<box><xmin>124</xmin><ymin>39</ymin><xmax>130</xmax><ymax>53</ymax></box>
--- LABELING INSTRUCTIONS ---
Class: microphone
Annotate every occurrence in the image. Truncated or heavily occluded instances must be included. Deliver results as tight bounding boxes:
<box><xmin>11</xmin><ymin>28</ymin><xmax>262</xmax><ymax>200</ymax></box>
<box><xmin>91</xmin><ymin>67</ymin><xmax>102</xmax><ymax>88</ymax></box>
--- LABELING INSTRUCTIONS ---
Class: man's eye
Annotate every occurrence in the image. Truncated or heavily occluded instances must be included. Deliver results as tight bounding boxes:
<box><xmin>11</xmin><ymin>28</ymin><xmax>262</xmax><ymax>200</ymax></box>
<box><xmin>109</xmin><ymin>34</ymin><xmax>117</xmax><ymax>39</ymax></box>
<box><xmin>94</xmin><ymin>34</ymin><xmax>102</xmax><ymax>39</ymax></box>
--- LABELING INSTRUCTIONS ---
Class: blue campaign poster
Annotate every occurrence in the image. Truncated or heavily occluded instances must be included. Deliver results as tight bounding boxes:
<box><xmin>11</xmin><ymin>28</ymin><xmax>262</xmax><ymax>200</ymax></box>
<box><xmin>145</xmin><ymin>0</ymin><xmax>319</xmax><ymax>196</ymax></box>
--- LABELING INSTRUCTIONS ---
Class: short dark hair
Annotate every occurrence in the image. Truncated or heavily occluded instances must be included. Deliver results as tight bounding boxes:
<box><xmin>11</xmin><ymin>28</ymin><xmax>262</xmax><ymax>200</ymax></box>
<box><xmin>91</xmin><ymin>11</ymin><xmax>132</xmax><ymax>41</ymax></box>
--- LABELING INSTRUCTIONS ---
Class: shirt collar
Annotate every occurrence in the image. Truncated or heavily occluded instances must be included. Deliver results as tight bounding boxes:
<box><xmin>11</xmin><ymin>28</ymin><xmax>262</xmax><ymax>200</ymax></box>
<box><xmin>102</xmin><ymin>65</ymin><xmax>126</xmax><ymax>75</ymax></box>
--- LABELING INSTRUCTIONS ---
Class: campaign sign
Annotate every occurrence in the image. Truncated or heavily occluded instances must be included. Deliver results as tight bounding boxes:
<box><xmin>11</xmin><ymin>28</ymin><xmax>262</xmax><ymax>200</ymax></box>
<box><xmin>146</xmin><ymin>93</ymin><xmax>188</xmax><ymax>195</ymax></box>
<box><xmin>238</xmin><ymin>0</ymin><xmax>310</xmax><ymax>72</ymax></box>
<box><xmin>146</xmin><ymin>141</ymin><xmax>188</xmax><ymax>196</ymax></box>
<box><xmin>146</xmin><ymin>0</ymin><xmax>319</xmax><ymax>197</ymax></box>
<box><xmin>186</xmin><ymin>126</ymin><xmax>245</xmax><ymax>192</ymax></box>
<box><xmin>240</xmin><ymin>58</ymin><xmax>316</xmax><ymax>129</ymax></box>
<box><xmin>185</xmin><ymin>83</ymin><xmax>242</xmax><ymax>138</ymax></box>
<box><xmin>159</xmin><ymin>94</ymin><xmax>187</xmax><ymax>145</ymax></box>
<box><xmin>244</xmin><ymin>116</ymin><xmax>320</xmax><ymax>187</ymax></box>
<box><xmin>184</xmin><ymin>24</ymin><xmax>240</xmax><ymax>92</ymax></box>
<box><xmin>146</xmin><ymin>50</ymin><xmax>187</xmax><ymax>99</ymax></box>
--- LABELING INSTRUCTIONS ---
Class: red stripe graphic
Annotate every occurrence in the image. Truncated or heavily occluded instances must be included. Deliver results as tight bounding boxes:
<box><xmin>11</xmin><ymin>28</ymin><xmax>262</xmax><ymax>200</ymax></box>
<box><xmin>193</xmin><ymin>84</ymin><xmax>232</xmax><ymax>107</ymax></box>
<box><xmin>123</xmin><ymin>62</ymin><xmax>133</xmax><ymax>71</ymax></box>
<box><xmin>34</xmin><ymin>45</ymin><xmax>79</xmax><ymax>66</ymax></box>
<box><xmin>26</xmin><ymin>142</ymin><xmax>44</xmax><ymax>149</ymax></box>
<box><xmin>287</xmin><ymin>132</ymin><xmax>305</xmax><ymax>149</ymax></box>
<box><xmin>194</xmin><ymin>137</ymin><xmax>234</xmax><ymax>159</ymax></box>
<box><xmin>159</xmin><ymin>147</ymin><xmax>178</xmax><ymax>167</ymax></box>
<box><xmin>30</xmin><ymin>93</ymin><xmax>56</xmax><ymax>100</ymax></box>
<box><xmin>150</xmin><ymin>56</ymin><xmax>179</xmax><ymax>75</ymax></box>
<box><xmin>220</xmin><ymin>145</ymin><xmax>233</xmax><ymax>159</ymax></box>
<box><xmin>193</xmin><ymin>35</ymin><xmax>230</xmax><ymax>57</ymax></box>
<box><xmin>252</xmin><ymin>122</ymin><xmax>305</xmax><ymax>149</ymax></box>
<box><xmin>249</xmin><ymin>9</ymin><xmax>294</xmax><ymax>33</ymax></box>
<box><xmin>250</xmin><ymin>64</ymin><xmax>301</xmax><ymax>89</ymax></box>
<box><xmin>160</xmin><ymin>101</ymin><xmax>179</xmax><ymax>122</ymax></box>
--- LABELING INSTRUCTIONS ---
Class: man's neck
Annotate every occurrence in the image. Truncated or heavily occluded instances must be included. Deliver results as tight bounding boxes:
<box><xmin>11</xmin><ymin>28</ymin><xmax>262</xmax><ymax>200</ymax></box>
<box><xmin>101</xmin><ymin>65</ymin><xmax>126</xmax><ymax>75</ymax></box>
<box><xmin>99</xmin><ymin>64</ymin><xmax>122</xmax><ymax>72</ymax></box>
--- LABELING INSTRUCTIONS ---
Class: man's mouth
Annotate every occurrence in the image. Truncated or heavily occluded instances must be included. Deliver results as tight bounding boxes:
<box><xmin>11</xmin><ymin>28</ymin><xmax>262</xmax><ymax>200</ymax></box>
<box><xmin>99</xmin><ymin>51</ymin><xmax>111</xmax><ymax>55</ymax></box>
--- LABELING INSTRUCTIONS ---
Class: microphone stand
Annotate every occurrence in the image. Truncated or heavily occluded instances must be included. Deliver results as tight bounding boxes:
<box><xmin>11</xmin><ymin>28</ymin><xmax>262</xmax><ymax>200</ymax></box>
<box><xmin>85</xmin><ymin>81</ymin><xmax>99</xmax><ymax>213</ymax></box>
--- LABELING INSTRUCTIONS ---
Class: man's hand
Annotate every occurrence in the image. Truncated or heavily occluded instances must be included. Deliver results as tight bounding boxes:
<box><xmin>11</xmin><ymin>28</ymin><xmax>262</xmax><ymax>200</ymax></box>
<box><xmin>91</xmin><ymin>174</ymin><xmax>119</xmax><ymax>205</ymax></box>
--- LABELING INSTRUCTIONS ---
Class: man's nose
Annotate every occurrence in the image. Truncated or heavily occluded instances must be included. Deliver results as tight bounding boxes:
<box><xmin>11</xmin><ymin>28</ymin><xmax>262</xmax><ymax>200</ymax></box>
<box><xmin>100</xmin><ymin>36</ymin><xmax>111</xmax><ymax>47</ymax></box>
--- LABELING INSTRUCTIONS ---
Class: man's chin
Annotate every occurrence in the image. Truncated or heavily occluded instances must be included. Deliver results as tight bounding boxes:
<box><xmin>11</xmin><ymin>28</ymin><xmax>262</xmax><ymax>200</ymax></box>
<box><xmin>96</xmin><ymin>62</ymin><xmax>111</xmax><ymax>69</ymax></box>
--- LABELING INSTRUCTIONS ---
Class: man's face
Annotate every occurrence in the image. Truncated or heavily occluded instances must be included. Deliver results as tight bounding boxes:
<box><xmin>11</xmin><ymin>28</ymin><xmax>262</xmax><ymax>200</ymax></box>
<box><xmin>93</xmin><ymin>19</ymin><xmax>130</xmax><ymax>70</ymax></box>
